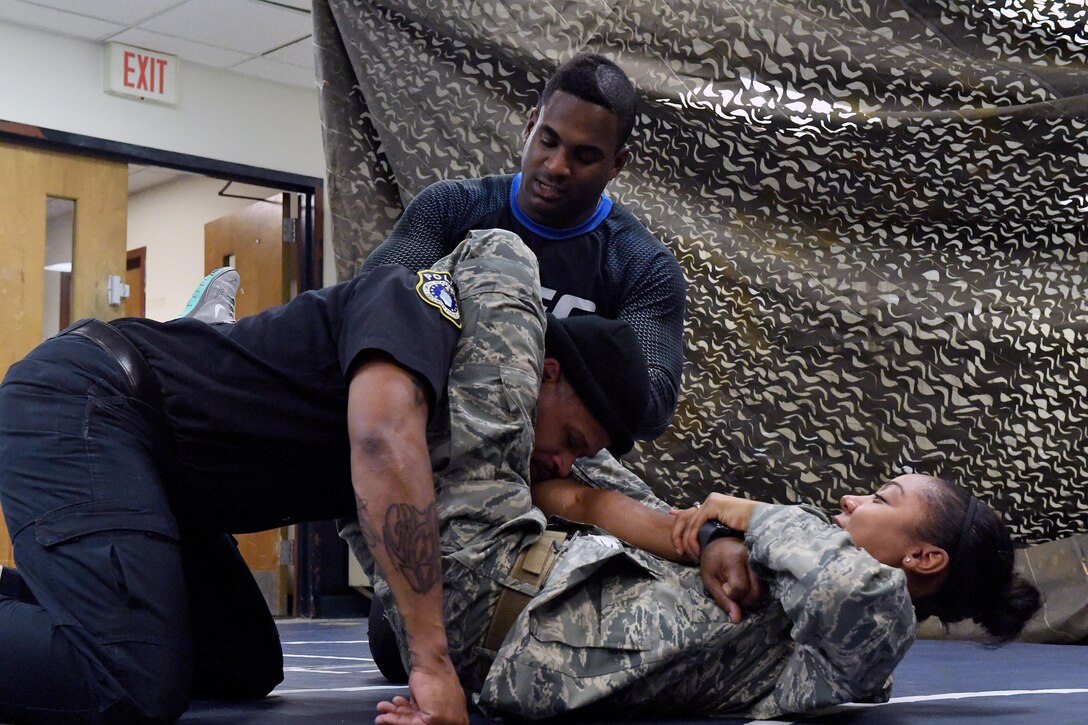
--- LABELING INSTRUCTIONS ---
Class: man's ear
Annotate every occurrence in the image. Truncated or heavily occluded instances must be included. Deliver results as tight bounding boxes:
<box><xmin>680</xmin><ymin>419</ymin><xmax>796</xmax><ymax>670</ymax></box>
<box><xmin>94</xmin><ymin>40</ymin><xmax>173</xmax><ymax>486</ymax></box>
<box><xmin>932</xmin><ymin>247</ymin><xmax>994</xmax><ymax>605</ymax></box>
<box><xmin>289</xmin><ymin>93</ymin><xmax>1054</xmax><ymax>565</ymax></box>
<box><xmin>522</xmin><ymin>107</ymin><xmax>540</xmax><ymax>143</ymax></box>
<box><xmin>609</xmin><ymin>145</ymin><xmax>631</xmax><ymax>180</ymax></box>
<box><xmin>903</xmin><ymin>544</ymin><xmax>949</xmax><ymax>576</ymax></box>
<box><xmin>542</xmin><ymin>357</ymin><xmax>561</xmax><ymax>381</ymax></box>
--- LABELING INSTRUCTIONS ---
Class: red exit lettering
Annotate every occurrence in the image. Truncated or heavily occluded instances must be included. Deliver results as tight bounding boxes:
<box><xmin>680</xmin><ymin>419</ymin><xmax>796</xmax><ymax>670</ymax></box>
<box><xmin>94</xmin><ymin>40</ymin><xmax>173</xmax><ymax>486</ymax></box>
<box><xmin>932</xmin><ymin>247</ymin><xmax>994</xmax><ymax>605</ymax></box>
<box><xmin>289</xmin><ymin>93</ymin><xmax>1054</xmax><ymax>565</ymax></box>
<box><xmin>122</xmin><ymin>51</ymin><xmax>168</xmax><ymax>95</ymax></box>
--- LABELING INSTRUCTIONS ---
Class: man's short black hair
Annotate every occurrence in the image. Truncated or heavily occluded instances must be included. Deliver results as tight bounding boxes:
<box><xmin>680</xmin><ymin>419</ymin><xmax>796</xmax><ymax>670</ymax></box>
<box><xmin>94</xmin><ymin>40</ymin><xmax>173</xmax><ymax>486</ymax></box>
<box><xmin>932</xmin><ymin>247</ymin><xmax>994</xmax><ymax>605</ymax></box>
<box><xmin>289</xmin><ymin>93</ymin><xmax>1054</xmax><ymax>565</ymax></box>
<box><xmin>539</xmin><ymin>53</ymin><xmax>637</xmax><ymax>150</ymax></box>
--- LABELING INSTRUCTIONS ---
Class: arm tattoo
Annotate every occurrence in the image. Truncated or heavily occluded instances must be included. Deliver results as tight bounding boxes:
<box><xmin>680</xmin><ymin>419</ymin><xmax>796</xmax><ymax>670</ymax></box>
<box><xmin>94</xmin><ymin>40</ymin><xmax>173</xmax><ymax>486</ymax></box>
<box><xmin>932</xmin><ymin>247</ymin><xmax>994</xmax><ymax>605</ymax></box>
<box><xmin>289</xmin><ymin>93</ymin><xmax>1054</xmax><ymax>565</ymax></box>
<box><xmin>383</xmin><ymin>502</ymin><xmax>441</xmax><ymax>594</ymax></box>
<box><xmin>353</xmin><ymin>495</ymin><xmax>380</xmax><ymax>549</ymax></box>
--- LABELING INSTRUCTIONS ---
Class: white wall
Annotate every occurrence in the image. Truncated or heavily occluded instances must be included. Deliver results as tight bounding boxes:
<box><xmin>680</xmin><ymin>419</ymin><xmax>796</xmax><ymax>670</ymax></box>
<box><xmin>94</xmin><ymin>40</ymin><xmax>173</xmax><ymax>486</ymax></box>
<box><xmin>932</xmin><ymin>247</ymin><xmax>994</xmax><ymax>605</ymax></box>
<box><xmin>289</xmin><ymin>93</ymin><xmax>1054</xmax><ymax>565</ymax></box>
<box><xmin>128</xmin><ymin>175</ymin><xmax>265</xmax><ymax>320</ymax></box>
<box><xmin>1</xmin><ymin>21</ymin><xmax>337</xmax><ymax>287</ymax></box>
<box><xmin>0</xmin><ymin>22</ymin><xmax>324</xmax><ymax>179</ymax></box>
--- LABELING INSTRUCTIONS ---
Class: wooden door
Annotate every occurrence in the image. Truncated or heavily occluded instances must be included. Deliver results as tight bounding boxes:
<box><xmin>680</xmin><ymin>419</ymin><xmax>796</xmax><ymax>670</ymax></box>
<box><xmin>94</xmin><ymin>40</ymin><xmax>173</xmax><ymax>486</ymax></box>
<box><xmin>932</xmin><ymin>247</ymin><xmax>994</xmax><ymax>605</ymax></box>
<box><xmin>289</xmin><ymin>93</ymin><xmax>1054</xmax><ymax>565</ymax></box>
<box><xmin>0</xmin><ymin>141</ymin><xmax>128</xmax><ymax>567</ymax></box>
<box><xmin>204</xmin><ymin>197</ymin><xmax>296</xmax><ymax>615</ymax></box>
<box><xmin>124</xmin><ymin>247</ymin><xmax>146</xmax><ymax>318</ymax></box>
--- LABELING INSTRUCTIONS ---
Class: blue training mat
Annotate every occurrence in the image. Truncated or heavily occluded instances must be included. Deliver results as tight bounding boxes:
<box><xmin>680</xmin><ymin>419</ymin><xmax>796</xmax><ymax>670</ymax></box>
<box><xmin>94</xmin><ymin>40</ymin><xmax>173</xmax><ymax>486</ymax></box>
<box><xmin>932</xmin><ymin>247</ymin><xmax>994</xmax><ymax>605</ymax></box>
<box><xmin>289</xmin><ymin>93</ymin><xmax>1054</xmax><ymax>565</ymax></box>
<box><xmin>180</xmin><ymin>619</ymin><xmax>1088</xmax><ymax>725</ymax></box>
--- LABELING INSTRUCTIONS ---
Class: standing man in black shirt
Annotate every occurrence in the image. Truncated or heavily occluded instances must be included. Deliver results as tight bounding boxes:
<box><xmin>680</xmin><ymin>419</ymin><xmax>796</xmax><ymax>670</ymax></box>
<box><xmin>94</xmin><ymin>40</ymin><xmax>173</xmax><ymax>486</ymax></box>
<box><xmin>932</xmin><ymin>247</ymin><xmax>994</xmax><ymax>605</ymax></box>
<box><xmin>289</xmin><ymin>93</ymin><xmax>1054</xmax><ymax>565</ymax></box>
<box><xmin>351</xmin><ymin>52</ymin><xmax>688</xmax><ymax>681</ymax></box>
<box><xmin>361</xmin><ymin>52</ymin><xmax>686</xmax><ymax>438</ymax></box>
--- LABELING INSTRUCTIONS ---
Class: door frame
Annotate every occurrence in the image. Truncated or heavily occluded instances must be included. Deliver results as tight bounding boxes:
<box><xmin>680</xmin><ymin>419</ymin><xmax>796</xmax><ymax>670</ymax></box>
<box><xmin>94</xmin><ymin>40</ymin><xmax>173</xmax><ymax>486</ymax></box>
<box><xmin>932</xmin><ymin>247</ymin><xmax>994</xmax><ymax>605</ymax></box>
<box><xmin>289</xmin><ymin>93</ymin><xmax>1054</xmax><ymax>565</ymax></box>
<box><xmin>0</xmin><ymin>120</ymin><xmax>324</xmax><ymax>292</ymax></box>
<box><xmin>0</xmin><ymin>120</ymin><xmax>358</xmax><ymax>618</ymax></box>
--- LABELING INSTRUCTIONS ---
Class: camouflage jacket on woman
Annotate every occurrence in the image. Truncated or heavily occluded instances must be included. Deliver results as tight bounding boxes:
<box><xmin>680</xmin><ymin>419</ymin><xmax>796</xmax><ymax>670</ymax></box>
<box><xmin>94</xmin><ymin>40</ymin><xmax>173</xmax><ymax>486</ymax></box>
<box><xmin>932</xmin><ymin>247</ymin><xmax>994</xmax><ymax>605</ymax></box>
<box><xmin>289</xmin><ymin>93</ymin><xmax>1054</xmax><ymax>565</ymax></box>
<box><xmin>477</xmin><ymin>503</ymin><xmax>917</xmax><ymax>720</ymax></box>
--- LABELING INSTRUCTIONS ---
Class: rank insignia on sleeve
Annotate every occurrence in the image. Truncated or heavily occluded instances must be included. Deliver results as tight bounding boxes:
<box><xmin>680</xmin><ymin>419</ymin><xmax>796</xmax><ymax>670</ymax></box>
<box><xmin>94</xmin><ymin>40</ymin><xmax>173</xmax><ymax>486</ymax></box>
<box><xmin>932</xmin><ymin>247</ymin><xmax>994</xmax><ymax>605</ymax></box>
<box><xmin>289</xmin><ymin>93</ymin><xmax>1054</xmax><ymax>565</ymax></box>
<box><xmin>415</xmin><ymin>270</ymin><xmax>462</xmax><ymax>328</ymax></box>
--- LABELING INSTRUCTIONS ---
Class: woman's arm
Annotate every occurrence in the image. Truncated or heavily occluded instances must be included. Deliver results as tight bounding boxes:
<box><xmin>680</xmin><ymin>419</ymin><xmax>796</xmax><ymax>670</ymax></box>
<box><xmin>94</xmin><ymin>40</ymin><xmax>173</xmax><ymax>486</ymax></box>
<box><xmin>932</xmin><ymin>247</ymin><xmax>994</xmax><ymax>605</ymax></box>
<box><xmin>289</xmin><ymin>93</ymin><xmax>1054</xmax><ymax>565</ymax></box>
<box><xmin>743</xmin><ymin>504</ymin><xmax>917</xmax><ymax>717</ymax></box>
<box><xmin>531</xmin><ymin>478</ymin><xmax>692</xmax><ymax>563</ymax></box>
<box><xmin>670</xmin><ymin>491</ymin><xmax>761</xmax><ymax>559</ymax></box>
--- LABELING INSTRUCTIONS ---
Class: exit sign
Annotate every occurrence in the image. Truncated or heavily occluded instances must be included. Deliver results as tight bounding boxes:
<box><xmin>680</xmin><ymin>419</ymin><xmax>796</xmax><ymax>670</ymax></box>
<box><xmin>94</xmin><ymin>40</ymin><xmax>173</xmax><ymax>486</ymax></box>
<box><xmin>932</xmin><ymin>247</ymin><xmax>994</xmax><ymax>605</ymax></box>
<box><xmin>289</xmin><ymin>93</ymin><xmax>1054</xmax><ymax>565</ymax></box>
<box><xmin>105</xmin><ymin>42</ymin><xmax>178</xmax><ymax>105</ymax></box>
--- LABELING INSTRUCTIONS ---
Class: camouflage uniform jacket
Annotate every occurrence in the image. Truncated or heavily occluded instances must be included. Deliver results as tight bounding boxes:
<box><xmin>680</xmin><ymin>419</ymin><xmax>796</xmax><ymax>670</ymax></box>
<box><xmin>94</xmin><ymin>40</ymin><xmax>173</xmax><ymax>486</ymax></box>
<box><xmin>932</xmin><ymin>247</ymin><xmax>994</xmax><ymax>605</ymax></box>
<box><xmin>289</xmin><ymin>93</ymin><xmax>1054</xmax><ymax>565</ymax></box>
<box><xmin>476</xmin><ymin>503</ymin><xmax>917</xmax><ymax>720</ymax></box>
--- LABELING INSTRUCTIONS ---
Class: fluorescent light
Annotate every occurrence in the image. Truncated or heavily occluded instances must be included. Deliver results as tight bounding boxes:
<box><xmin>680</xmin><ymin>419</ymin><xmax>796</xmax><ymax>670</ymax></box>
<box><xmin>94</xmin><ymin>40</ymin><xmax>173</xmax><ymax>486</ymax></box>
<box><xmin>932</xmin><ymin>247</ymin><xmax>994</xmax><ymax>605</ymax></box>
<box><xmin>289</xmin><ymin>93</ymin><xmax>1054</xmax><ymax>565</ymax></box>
<box><xmin>44</xmin><ymin>262</ymin><xmax>72</xmax><ymax>273</ymax></box>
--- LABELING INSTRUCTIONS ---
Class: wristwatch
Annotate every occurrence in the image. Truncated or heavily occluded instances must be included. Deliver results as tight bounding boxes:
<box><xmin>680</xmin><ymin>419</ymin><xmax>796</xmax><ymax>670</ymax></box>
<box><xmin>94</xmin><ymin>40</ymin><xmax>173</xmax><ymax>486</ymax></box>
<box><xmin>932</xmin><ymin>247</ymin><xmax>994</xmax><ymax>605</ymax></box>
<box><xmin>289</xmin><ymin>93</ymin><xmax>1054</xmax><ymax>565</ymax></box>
<box><xmin>697</xmin><ymin>520</ymin><xmax>745</xmax><ymax>557</ymax></box>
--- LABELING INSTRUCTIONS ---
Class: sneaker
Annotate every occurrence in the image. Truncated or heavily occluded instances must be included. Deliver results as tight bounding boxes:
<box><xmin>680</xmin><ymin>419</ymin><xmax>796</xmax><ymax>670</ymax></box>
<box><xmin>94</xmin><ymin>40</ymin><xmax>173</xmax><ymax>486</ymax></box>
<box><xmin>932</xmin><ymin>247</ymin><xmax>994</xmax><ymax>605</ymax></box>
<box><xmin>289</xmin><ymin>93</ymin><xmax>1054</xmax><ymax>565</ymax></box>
<box><xmin>181</xmin><ymin>267</ymin><xmax>240</xmax><ymax>324</ymax></box>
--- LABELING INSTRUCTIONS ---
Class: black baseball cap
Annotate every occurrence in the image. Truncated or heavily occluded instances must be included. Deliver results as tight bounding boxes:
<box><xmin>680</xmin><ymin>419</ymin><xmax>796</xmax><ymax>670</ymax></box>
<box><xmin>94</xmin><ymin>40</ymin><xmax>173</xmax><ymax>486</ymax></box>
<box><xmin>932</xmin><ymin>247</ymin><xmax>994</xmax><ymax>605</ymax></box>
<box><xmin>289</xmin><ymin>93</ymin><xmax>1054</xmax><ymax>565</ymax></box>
<box><xmin>544</xmin><ymin>314</ymin><xmax>649</xmax><ymax>456</ymax></box>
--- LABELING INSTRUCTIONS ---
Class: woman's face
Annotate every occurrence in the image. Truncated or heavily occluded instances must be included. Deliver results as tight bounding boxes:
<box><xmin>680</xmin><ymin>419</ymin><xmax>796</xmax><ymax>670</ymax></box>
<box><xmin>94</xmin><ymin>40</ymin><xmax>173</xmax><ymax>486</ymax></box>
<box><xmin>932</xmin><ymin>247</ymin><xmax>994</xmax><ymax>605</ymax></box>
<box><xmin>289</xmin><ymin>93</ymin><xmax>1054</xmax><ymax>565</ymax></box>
<box><xmin>833</xmin><ymin>474</ymin><xmax>937</xmax><ymax>568</ymax></box>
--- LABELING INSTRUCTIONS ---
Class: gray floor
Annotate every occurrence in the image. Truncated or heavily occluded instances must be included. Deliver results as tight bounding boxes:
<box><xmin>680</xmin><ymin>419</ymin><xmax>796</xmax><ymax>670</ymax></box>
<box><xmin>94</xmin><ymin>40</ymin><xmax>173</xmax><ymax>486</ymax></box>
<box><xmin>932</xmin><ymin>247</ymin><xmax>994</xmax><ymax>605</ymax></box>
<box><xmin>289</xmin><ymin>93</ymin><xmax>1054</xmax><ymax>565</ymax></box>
<box><xmin>179</xmin><ymin>618</ymin><xmax>1088</xmax><ymax>724</ymax></box>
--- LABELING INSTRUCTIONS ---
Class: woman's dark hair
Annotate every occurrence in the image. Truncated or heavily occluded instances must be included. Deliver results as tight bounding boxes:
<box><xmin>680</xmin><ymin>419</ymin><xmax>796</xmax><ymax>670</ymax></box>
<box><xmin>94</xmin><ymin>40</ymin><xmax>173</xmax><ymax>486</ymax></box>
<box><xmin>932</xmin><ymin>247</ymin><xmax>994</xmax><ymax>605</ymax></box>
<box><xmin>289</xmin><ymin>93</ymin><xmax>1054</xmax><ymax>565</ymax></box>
<box><xmin>912</xmin><ymin>477</ymin><xmax>1042</xmax><ymax>643</ymax></box>
<box><xmin>540</xmin><ymin>53</ymin><xmax>637</xmax><ymax>150</ymax></box>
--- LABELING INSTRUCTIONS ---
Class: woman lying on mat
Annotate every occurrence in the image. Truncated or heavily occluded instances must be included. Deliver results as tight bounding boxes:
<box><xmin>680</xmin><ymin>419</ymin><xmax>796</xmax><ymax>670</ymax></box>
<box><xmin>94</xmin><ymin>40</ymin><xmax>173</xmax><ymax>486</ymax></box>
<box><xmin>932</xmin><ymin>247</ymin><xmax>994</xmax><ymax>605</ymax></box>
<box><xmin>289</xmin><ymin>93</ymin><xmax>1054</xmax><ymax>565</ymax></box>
<box><xmin>381</xmin><ymin>474</ymin><xmax>1040</xmax><ymax>721</ymax></box>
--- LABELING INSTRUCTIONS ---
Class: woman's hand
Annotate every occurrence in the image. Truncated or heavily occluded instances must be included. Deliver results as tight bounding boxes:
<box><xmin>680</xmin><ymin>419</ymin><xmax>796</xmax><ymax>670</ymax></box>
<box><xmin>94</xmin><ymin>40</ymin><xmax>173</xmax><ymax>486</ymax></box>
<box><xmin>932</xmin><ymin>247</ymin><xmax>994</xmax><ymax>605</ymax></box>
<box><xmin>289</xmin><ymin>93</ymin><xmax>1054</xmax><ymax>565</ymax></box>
<box><xmin>671</xmin><ymin>493</ymin><xmax>761</xmax><ymax>560</ymax></box>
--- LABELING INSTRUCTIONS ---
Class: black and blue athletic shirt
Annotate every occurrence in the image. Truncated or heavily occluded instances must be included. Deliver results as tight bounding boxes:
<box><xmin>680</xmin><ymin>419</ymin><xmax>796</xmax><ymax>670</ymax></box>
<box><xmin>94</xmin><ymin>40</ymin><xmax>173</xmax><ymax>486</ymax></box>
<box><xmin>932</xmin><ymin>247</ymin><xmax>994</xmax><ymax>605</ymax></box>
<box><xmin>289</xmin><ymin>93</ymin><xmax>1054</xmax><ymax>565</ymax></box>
<box><xmin>362</xmin><ymin>174</ymin><xmax>686</xmax><ymax>439</ymax></box>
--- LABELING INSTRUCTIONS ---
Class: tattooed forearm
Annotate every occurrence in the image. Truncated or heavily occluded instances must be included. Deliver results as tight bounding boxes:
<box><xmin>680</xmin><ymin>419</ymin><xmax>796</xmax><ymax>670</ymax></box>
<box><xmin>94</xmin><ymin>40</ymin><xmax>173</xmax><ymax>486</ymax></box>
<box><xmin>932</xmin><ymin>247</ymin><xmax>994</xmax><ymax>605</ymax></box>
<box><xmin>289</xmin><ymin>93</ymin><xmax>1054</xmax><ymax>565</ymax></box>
<box><xmin>353</xmin><ymin>495</ymin><xmax>380</xmax><ymax>549</ymax></box>
<box><xmin>383</xmin><ymin>502</ymin><xmax>440</xmax><ymax>594</ymax></box>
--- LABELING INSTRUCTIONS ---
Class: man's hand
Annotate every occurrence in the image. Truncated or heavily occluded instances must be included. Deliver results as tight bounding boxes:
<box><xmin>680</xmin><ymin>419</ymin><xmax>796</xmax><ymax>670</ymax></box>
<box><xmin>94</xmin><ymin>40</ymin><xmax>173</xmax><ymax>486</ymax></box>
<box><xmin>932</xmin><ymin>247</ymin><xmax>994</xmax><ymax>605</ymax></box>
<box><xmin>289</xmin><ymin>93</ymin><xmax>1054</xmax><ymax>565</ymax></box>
<box><xmin>699</xmin><ymin>537</ymin><xmax>764</xmax><ymax>624</ymax></box>
<box><xmin>375</xmin><ymin>657</ymin><xmax>468</xmax><ymax>725</ymax></box>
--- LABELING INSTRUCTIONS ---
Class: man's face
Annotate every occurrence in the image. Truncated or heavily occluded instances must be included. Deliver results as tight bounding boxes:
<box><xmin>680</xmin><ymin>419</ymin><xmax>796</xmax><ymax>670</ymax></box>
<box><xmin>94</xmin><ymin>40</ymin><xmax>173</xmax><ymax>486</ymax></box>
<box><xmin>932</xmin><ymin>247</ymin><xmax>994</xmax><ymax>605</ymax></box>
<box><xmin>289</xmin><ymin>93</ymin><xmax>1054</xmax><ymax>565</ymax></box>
<box><xmin>530</xmin><ymin>360</ymin><xmax>611</xmax><ymax>482</ymax></box>
<box><xmin>517</xmin><ymin>90</ymin><xmax>631</xmax><ymax>229</ymax></box>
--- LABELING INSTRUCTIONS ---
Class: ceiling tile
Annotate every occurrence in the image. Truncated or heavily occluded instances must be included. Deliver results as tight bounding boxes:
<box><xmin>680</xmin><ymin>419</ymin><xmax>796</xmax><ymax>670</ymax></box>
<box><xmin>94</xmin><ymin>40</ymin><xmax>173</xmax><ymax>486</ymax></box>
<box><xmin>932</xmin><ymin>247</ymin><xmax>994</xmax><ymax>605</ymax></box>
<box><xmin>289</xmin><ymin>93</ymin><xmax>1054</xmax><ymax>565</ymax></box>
<box><xmin>0</xmin><ymin>0</ymin><xmax>124</xmax><ymax>41</ymax></box>
<box><xmin>21</xmin><ymin>0</ymin><xmax>184</xmax><ymax>26</ymax></box>
<box><xmin>264</xmin><ymin>35</ymin><xmax>314</xmax><ymax>69</ymax></box>
<box><xmin>140</xmin><ymin>0</ymin><xmax>312</xmax><ymax>56</ymax></box>
<box><xmin>231</xmin><ymin>56</ymin><xmax>315</xmax><ymax>89</ymax></box>
<box><xmin>110</xmin><ymin>27</ymin><xmax>249</xmax><ymax>68</ymax></box>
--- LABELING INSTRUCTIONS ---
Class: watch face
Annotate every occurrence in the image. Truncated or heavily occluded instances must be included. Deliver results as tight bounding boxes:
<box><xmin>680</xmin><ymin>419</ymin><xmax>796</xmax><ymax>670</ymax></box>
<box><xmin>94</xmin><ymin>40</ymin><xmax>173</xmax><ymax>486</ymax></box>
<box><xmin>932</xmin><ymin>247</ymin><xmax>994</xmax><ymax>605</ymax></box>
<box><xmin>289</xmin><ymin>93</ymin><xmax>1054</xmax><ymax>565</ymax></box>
<box><xmin>697</xmin><ymin>520</ymin><xmax>744</xmax><ymax>556</ymax></box>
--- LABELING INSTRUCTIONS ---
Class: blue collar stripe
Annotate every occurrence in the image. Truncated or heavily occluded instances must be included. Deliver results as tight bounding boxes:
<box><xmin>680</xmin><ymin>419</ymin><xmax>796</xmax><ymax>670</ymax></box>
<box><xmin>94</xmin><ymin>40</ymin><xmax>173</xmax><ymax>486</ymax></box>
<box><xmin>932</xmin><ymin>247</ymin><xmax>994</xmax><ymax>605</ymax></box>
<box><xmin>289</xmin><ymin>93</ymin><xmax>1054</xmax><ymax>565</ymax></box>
<box><xmin>510</xmin><ymin>173</ymin><xmax>612</xmax><ymax>240</ymax></box>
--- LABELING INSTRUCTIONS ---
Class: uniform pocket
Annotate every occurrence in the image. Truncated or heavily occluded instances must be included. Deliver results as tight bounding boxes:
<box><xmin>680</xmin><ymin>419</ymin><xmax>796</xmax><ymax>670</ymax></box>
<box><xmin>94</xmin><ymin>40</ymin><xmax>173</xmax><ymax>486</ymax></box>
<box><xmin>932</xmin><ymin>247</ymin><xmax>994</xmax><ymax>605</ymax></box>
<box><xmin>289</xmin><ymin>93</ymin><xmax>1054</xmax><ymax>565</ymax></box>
<box><xmin>35</xmin><ymin>499</ymin><xmax>180</xmax><ymax>547</ymax></box>
<box><xmin>528</xmin><ymin>554</ymin><xmax>659</xmax><ymax>663</ymax></box>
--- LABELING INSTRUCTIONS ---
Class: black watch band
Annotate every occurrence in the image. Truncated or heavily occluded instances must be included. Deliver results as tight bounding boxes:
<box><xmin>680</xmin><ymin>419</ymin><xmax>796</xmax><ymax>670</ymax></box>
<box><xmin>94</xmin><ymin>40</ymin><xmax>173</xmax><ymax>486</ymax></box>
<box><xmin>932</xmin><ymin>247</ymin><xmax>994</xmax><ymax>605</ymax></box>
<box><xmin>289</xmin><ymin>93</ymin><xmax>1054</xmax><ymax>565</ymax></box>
<box><xmin>697</xmin><ymin>520</ymin><xmax>745</xmax><ymax>555</ymax></box>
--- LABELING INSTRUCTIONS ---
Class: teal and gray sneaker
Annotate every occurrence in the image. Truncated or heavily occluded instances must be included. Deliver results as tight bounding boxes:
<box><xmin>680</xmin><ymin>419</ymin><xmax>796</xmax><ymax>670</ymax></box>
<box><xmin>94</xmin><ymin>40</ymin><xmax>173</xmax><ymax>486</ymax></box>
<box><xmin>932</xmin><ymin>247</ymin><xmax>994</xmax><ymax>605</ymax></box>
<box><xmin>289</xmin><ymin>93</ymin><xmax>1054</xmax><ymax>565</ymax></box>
<box><xmin>181</xmin><ymin>267</ymin><xmax>240</xmax><ymax>324</ymax></box>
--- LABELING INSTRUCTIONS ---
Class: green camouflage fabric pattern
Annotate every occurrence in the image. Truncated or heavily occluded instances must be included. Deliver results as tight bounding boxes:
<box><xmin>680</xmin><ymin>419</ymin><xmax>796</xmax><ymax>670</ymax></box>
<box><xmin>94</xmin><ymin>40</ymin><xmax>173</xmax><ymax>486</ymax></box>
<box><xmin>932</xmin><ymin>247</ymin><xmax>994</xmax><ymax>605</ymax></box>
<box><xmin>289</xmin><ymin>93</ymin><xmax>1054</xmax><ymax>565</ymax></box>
<box><xmin>316</xmin><ymin>0</ymin><xmax>1088</xmax><ymax>546</ymax></box>
<box><xmin>477</xmin><ymin>504</ymin><xmax>916</xmax><ymax>720</ymax></box>
<box><xmin>572</xmin><ymin>450</ymin><xmax>672</xmax><ymax>514</ymax></box>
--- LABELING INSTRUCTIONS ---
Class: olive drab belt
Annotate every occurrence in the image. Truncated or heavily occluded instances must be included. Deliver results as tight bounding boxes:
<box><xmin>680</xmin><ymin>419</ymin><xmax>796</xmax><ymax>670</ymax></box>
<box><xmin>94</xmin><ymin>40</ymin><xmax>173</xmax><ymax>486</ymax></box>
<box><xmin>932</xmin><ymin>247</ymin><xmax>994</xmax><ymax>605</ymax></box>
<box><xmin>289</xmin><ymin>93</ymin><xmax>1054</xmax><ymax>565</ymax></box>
<box><xmin>482</xmin><ymin>529</ymin><xmax>569</xmax><ymax>653</ymax></box>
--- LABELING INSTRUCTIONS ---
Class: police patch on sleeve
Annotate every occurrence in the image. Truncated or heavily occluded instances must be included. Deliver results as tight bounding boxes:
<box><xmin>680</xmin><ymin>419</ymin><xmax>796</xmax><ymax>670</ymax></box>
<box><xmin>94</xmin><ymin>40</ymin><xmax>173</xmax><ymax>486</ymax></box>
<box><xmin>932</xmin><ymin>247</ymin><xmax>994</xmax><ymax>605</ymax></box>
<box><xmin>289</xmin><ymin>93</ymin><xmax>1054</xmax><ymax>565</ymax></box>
<box><xmin>415</xmin><ymin>270</ymin><xmax>462</xmax><ymax>328</ymax></box>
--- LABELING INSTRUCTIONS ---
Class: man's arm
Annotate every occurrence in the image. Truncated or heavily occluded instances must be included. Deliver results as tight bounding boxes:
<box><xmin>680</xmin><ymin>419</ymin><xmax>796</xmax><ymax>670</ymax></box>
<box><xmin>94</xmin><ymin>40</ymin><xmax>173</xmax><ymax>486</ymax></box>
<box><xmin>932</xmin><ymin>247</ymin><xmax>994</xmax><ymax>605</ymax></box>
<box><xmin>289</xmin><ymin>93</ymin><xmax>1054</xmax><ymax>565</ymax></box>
<box><xmin>531</xmin><ymin>479</ymin><xmax>764</xmax><ymax>622</ymax></box>
<box><xmin>531</xmin><ymin>478</ymin><xmax>685</xmax><ymax>562</ymax></box>
<box><xmin>617</xmin><ymin>236</ymin><xmax>686</xmax><ymax>439</ymax></box>
<box><xmin>348</xmin><ymin>356</ymin><xmax>467</xmax><ymax>725</ymax></box>
<box><xmin>358</xmin><ymin>181</ymin><xmax>461</xmax><ymax>276</ymax></box>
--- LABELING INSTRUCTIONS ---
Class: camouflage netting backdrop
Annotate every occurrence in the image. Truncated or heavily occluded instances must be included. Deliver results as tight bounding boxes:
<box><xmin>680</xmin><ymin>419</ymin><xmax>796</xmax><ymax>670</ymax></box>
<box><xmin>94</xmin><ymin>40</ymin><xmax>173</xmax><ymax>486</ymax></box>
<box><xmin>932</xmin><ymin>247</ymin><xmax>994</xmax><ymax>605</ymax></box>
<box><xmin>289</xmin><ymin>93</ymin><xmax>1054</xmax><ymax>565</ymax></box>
<box><xmin>314</xmin><ymin>0</ymin><xmax>1087</xmax><ymax>546</ymax></box>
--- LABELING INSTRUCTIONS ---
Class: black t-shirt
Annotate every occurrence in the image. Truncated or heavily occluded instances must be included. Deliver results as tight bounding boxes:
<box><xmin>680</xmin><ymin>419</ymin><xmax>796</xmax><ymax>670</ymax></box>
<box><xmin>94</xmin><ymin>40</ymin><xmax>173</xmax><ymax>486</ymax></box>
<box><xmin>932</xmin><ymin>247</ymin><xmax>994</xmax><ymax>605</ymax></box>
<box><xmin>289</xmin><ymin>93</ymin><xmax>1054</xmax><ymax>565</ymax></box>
<box><xmin>114</xmin><ymin>265</ymin><xmax>460</xmax><ymax>532</ymax></box>
<box><xmin>362</xmin><ymin>173</ymin><xmax>686</xmax><ymax>438</ymax></box>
